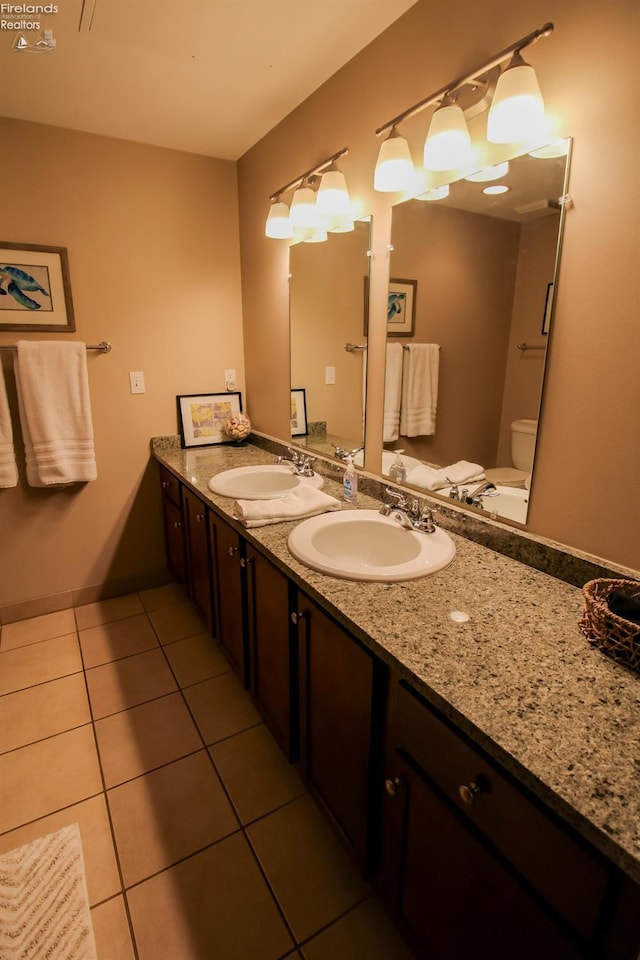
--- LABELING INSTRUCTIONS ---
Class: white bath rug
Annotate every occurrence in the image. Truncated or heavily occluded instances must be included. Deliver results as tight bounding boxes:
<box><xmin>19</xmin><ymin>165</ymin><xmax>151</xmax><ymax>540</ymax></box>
<box><xmin>0</xmin><ymin>822</ymin><xmax>97</xmax><ymax>959</ymax></box>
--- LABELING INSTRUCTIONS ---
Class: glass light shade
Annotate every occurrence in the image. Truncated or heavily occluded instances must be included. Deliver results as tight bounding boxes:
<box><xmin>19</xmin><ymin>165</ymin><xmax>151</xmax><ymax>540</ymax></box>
<box><xmin>316</xmin><ymin>165</ymin><xmax>351</xmax><ymax>217</ymax></box>
<box><xmin>487</xmin><ymin>52</ymin><xmax>546</xmax><ymax>144</ymax></box>
<box><xmin>265</xmin><ymin>200</ymin><xmax>293</xmax><ymax>239</ymax></box>
<box><xmin>374</xmin><ymin>128</ymin><xmax>415</xmax><ymax>192</ymax></box>
<box><xmin>423</xmin><ymin>102</ymin><xmax>473</xmax><ymax>171</ymax></box>
<box><xmin>289</xmin><ymin>185</ymin><xmax>318</xmax><ymax>229</ymax></box>
<box><xmin>304</xmin><ymin>230</ymin><xmax>327</xmax><ymax>243</ymax></box>
<box><xmin>528</xmin><ymin>138</ymin><xmax>570</xmax><ymax>159</ymax></box>
<box><xmin>328</xmin><ymin>221</ymin><xmax>355</xmax><ymax>233</ymax></box>
<box><xmin>483</xmin><ymin>184</ymin><xmax>509</xmax><ymax>195</ymax></box>
<box><xmin>465</xmin><ymin>160</ymin><xmax>510</xmax><ymax>182</ymax></box>
<box><xmin>415</xmin><ymin>184</ymin><xmax>450</xmax><ymax>202</ymax></box>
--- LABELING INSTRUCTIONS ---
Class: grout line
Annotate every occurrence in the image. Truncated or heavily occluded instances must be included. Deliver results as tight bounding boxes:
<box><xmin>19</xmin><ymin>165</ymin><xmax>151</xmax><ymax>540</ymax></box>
<box><xmin>0</xmin><ymin>717</ymin><xmax>94</xmax><ymax>760</ymax></box>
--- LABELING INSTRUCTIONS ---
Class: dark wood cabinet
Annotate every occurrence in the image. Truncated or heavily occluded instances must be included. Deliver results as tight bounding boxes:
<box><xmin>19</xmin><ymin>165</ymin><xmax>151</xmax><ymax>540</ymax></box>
<box><xmin>378</xmin><ymin>679</ymin><xmax>640</xmax><ymax>960</ymax></box>
<box><xmin>159</xmin><ymin>465</ymin><xmax>187</xmax><ymax>589</ymax></box>
<box><xmin>293</xmin><ymin>589</ymin><xmax>385</xmax><ymax>873</ymax></box>
<box><xmin>182</xmin><ymin>487</ymin><xmax>213</xmax><ymax>632</ymax></box>
<box><xmin>208</xmin><ymin>510</ymin><xmax>248</xmax><ymax>685</ymax></box>
<box><xmin>245</xmin><ymin>544</ymin><xmax>295</xmax><ymax>758</ymax></box>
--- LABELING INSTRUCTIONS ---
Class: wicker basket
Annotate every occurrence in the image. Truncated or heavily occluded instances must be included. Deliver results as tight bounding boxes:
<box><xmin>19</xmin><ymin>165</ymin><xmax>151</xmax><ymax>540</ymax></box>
<box><xmin>580</xmin><ymin>578</ymin><xmax>640</xmax><ymax>673</ymax></box>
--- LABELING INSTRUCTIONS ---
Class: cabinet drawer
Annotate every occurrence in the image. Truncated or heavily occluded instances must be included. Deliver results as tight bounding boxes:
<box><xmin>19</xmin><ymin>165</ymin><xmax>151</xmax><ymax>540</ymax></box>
<box><xmin>394</xmin><ymin>680</ymin><xmax>609</xmax><ymax>941</ymax></box>
<box><xmin>159</xmin><ymin>466</ymin><xmax>181</xmax><ymax>506</ymax></box>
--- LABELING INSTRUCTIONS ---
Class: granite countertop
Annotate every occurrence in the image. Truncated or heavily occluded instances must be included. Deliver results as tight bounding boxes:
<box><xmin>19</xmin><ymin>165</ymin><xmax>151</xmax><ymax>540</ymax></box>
<box><xmin>153</xmin><ymin>438</ymin><xmax>640</xmax><ymax>885</ymax></box>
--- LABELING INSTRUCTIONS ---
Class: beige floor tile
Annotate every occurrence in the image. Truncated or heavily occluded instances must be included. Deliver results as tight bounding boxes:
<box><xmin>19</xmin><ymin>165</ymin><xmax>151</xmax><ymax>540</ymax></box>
<box><xmin>0</xmin><ymin>633</ymin><xmax>82</xmax><ymax>696</ymax></box>
<box><xmin>0</xmin><ymin>608</ymin><xmax>77</xmax><ymax>651</ymax></box>
<box><xmin>95</xmin><ymin>692</ymin><xmax>202</xmax><ymax>788</ymax></box>
<box><xmin>91</xmin><ymin>896</ymin><xmax>136</xmax><ymax>960</ymax></box>
<box><xmin>79</xmin><ymin>613</ymin><xmax>159</xmax><ymax>668</ymax></box>
<box><xmin>0</xmin><ymin>794</ymin><xmax>120</xmax><ymax>907</ymax></box>
<box><xmin>108</xmin><ymin>750</ymin><xmax>239</xmax><ymax>887</ymax></box>
<box><xmin>247</xmin><ymin>794</ymin><xmax>370</xmax><ymax>943</ymax></box>
<box><xmin>301</xmin><ymin>896</ymin><xmax>416</xmax><ymax>959</ymax></box>
<box><xmin>163</xmin><ymin>632</ymin><xmax>231</xmax><ymax>687</ymax></box>
<box><xmin>127</xmin><ymin>833</ymin><xmax>294</xmax><ymax>960</ymax></box>
<box><xmin>148</xmin><ymin>601</ymin><xmax>207</xmax><ymax>645</ymax></box>
<box><xmin>86</xmin><ymin>648</ymin><xmax>177</xmax><ymax>720</ymax></box>
<box><xmin>0</xmin><ymin>725</ymin><xmax>102</xmax><ymax>835</ymax></box>
<box><xmin>184</xmin><ymin>672</ymin><xmax>261</xmax><ymax>745</ymax></box>
<box><xmin>75</xmin><ymin>593</ymin><xmax>144</xmax><ymax>630</ymax></box>
<box><xmin>139</xmin><ymin>582</ymin><xmax>188</xmax><ymax>612</ymax></box>
<box><xmin>0</xmin><ymin>673</ymin><xmax>90</xmax><ymax>754</ymax></box>
<box><xmin>210</xmin><ymin>724</ymin><xmax>305</xmax><ymax>824</ymax></box>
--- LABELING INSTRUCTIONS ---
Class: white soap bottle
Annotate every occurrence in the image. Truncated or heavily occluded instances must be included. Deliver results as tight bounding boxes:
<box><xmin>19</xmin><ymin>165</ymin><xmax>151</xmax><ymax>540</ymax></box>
<box><xmin>343</xmin><ymin>456</ymin><xmax>358</xmax><ymax>503</ymax></box>
<box><xmin>388</xmin><ymin>449</ymin><xmax>407</xmax><ymax>483</ymax></box>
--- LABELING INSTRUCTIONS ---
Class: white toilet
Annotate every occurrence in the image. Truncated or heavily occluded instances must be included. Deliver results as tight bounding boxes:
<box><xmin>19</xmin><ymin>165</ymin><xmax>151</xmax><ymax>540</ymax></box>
<box><xmin>486</xmin><ymin>418</ymin><xmax>537</xmax><ymax>487</ymax></box>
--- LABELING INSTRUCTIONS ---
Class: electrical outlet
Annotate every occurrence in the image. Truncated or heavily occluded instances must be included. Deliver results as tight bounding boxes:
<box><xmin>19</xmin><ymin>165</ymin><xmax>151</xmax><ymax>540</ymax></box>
<box><xmin>325</xmin><ymin>366</ymin><xmax>336</xmax><ymax>385</ymax></box>
<box><xmin>129</xmin><ymin>371</ymin><xmax>145</xmax><ymax>394</ymax></box>
<box><xmin>224</xmin><ymin>368</ymin><xmax>237</xmax><ymax>391</ymax></box>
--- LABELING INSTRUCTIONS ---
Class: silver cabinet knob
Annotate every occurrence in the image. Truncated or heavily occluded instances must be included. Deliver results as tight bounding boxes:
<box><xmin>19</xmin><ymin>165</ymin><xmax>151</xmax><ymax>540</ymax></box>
<box><xmin>228</xmin><ymin>546</ymin><xmax>238</xmax><ymax>557</ymax></box>
<box><xmin>196</xmin><ymin>513</ymin><xmax>204</xmax><ymax>522</ymax></box>
<box><xmin>385</xmin><ymin>777</ymin><xmax>401</xmax><ymax>797</ymax></box>
<box><xmin>173</xmin><ymin>521</ymin><xmax>181</xmax><ymax>529</ymax></box>
<box><xmin>290</xmin><ymin>611</ymin><xmax>306</xmax><ymax>625</ymax></box>
<box><xmin>239</xmin><ymin>557</ymin><xmax>253</xmax><ymax>568</ymax></box>
<box><xmin>458</xmin><ymin>781</ymin><xmax>482</xmax><ymax>806</ymax></box>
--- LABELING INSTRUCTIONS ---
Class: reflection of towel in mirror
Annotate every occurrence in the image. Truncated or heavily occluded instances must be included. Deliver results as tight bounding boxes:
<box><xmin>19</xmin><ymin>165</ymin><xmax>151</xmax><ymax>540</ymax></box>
<box><xmin>407</xmin><ymin>460</ymin><xmax>485</xmax><ymax>491</ymax></box>
<box><xmin>234</xmin><ymin>484</ymin><xmax>341</xmax><ymax>528</ymax></box>
<box><xmin>0</xmin><ymin>361</ymin><xmax>18</xmax><ymax>488</ymax></box>
<box><xmin>383</xmin><ymin>343</ymin><xmax>403</xmax><ymax>442</ymax></box>
<box><xmin>400</xmin><ymin>343</ymin><xmax>440</xmax><ymax>437</ymax></box>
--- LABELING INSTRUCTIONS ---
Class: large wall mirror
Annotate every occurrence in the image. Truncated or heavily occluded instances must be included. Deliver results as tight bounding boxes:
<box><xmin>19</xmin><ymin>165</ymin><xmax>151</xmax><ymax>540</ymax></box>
<box><xmin>289</xmin><ymin>217</ymin><xmax>371</xmax><ymax>461</ymax></box>
<box><xmin>382</xmin><ymin>140</ymin><xmax>572</xmax><ymax>524</ymax></box>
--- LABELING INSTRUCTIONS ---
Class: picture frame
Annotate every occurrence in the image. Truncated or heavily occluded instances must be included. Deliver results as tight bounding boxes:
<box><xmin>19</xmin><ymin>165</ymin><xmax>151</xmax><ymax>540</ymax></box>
<box><xmin>290</xmin><ymin>388</ymin><xmax>308</xmax><ymax>437</ymax></box>
<box><xmin>0</xmin><ymin>242</ymin><xmax>75</xmax><ymax>332</ymax></box>
<box><xmin>364</xmin><ymin>276</ymin><xmax>417</xmax><ymax>337</ymax></box>
<box><xmin>542</xmin><ymin>281</ymin><xmax>554</xmax><ymax>335</ymax></box>
<box><xmin>177</xmin><ymin>391</ymin><xmax>243</xmax><ymax>448</ymax></box>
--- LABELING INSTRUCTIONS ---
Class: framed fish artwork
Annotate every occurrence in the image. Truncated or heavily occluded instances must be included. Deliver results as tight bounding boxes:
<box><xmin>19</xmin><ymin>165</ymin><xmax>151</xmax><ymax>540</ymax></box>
<box><xmin>0</xmin><ymin>242</ymin><xmax>75</xmax><ymax>332</ymax></box>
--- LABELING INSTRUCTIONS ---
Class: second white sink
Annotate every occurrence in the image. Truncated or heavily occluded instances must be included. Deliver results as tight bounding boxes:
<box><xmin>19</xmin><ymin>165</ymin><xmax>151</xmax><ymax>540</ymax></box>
<box><xmin>288</xmin><ymin>509</ymin><xmax>455</xmax><ymax>581</ymax></box>
<box><xmin>209</xmin><ymin>464</ymin><xmax>324</xmax><ymax>500</ymax></box>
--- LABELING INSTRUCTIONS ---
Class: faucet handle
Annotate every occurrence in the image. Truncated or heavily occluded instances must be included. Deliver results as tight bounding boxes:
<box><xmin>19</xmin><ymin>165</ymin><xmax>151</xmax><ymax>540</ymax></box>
<box><xmin>445</xmin><ymin>477</ymin><xmax>460</xmax><ymax>500</ymax></box>
<box><xmin>384</xmin><ymin>487</ymin><xmax>409</xmax><ymax>509</ymax></box>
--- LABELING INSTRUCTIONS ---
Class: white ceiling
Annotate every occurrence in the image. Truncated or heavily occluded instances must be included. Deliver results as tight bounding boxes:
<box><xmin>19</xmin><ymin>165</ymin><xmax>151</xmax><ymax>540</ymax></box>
<box><xmin>1</xmin><ymin>0</ymin><xmax>417</xmax><ymax>159</ymax></box>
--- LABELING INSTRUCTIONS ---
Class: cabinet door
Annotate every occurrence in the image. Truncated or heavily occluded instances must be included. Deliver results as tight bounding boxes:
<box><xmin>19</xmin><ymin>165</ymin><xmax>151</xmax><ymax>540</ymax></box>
<box><xmin>182</xmin><ymin>488</ymin><xmax>213</xmax><ymax>632</ymax></box>
<box><xmin>382</xmin><ymin>752</ymin><xmax>584</xmax><ymax>960</ymax></box>
<box><xmin>294</xmin><ymin>590</ymin><xmax>382</xmax><ymax>872</ymax></box>
<box><xmin>209</xmin><ymin>512</ymin><xmax>247</xmax><ymax>685</ymax></box>
<box><xmin>161</xmin><ymin>492</ymin><xmax>187</xmax><ymax>589</ymax></box>
<box><xmin>245</xmin><ymin>544</ymin><xmax>294</xmax><ymax>758</ymax></box>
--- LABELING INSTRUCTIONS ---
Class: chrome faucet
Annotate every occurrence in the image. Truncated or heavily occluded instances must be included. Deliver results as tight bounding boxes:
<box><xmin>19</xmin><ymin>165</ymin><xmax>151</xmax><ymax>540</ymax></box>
<box><xmin>379</xmin><ymin>488</ymin><xmax>437</xmax><ymax>534</ymax></box>
<box><xmin>461</xmin><ymin>480</ymin><xmax>498</xmax><ymax>508</ymax></box>
<box><xmin>276</xmin><ymin>448</ymin><xmax>316</xmax><ymax>477</ymax></box>
<box><xmin>333</xmin><ymin>444</ymin><xmax>364</xmax><ymax>461</ymax></box>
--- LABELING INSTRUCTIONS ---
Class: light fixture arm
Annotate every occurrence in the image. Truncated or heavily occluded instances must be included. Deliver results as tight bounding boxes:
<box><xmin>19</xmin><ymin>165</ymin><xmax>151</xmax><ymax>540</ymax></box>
<box><xmin>375</xmin><ymin>22</ymin><xmax>553</xmax><ymax>137</ymax></box>
<box><xmin>269</xmin><ymin>147</ymin><xmax>349</xmax><ymax>202</ymax></box>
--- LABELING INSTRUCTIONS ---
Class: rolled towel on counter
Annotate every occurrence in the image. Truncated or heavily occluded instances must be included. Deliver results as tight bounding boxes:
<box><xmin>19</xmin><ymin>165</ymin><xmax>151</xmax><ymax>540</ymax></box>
<box><xmin>235</xmin><ymin>484</ymin><xmax>341</xmax><ymax>528</ymax></box>
<box><xmin>406</xmin><ymin>459</ymin><xmax>485</xmax><ymax>492</ymax></box>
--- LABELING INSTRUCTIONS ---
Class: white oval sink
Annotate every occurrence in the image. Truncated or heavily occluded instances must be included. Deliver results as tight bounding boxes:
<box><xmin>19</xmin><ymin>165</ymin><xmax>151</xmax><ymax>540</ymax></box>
<box><xmin>208</xmin><ymin>464</ymin><xmax>324</xmax><ymax>500</ymax></box>
<box><xmin>288</xmin><ymin>509</ymin><xmax>455</xmax><ymax>581</ymax></box>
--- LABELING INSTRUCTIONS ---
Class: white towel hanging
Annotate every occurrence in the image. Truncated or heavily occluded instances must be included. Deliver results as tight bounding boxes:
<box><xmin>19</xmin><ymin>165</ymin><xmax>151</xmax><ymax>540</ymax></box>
<box><xmin>0</xmin><ymin>361</ymin><xmax>18</xmax><ymax>488</ymax></box>
<box><xmin>383</xmin><ymin>343</ymin><xmax>403</xmax><ymax>442</ymax></box>
<box><xmin>400</xmin><ymin>343</ymin><xmax>440</xmax><ymax>437</ymax></box>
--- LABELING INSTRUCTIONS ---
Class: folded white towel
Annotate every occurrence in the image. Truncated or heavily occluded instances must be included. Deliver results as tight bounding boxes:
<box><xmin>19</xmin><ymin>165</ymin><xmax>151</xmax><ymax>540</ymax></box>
<box><xmin>14</xmin><ymin>341</ymin><xmax>97</xmax><ymax>487</ymax></box>
<box><xmin>235</xmin><ymin>483</ymin><xmax>341</xmax><ymax>528</ymax></box>
<box><xmin>400</xmin><ymin>343</ymin><xmax>440</xmax><ymax>437</ymax></box>
<box><xmin>0</xmin><ymin>361</ymin><xmax>18</xmax><ymax>488</ymax></box>
<box><xmin>406</xmin><ymin>460</ymin><xmax>485</xmax><ymax>492</ymax></box>
<box><xmin>383</xmin><ymin>343</ymin><xmax>403</xmax><ymax>443</ymax></box>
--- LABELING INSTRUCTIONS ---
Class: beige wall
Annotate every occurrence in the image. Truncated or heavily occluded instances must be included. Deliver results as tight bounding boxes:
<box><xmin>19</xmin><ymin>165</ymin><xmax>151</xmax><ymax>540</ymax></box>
<box><xmin>0</xmin><ymin>119</ymin><xmax>244</xmax><ymax>611</ymax></box>
<box><xmin>238</xmin><ymin>0</ymin><xmax>640</xmax><ymax>571</ymax></box>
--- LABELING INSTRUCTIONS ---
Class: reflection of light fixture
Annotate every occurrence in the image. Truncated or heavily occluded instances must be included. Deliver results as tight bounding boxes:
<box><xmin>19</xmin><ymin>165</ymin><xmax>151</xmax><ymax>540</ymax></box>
<box><xmin>304</xmin><ymin>230</ymin><xmax>327</xmax><ymax>243</ymax></box>
<box><xmin>487</xmin><ymin>50</ymin><xmax>546</xmax><ymax>143</ymax></box>
<box><xmin>483</xmin><ymin>184</ymin><xmax>510</xmax><ymax>195</ymax></box>
<box><xmin>265</xmin><ymin>148</ymin><xmax>350</xmax><ymax>240</ymax></box>
<box><xmin>415</xmin><ymin>184</ymin><xmax>450</xmax><ymax>201</ymax></box>
<box><xmin>528</xmin><ymin>138</ymin><xmax>570</xmax><ymax>159</ymax></box>
<box><xmin>265</xmin><ymin>199</ymin><xmax>293</xmax><ymax>239</ymax></box>
<box><xmin>328</xmin><ymin>220</ymin><xmax>355</xmax><ymax>233</ymax></box>
<box><xmin>373</xmin><ymin>22</ymin><xmax>553</xmax><ymax>191</ymax></box>
<box><xmin>465</xmin><ymin>160</ymin><xmax>510</xmax><ymax>182</ymax></box>
<box><xmin>374</xmin><ymin>125</ymin><xmax>415</xmax><ymax>191</ymax></box>
<box><xmin>423</xmin><ymin>96</ymin><xmax>474</xmax><ymax>171</ymax></box>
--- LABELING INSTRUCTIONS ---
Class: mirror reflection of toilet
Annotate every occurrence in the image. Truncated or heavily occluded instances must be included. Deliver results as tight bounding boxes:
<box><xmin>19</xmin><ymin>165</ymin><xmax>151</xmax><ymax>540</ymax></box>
<box><xmin>486</xmin><ymin>419</ymin><xmax>537</xmax><ymax>488</ymax></box>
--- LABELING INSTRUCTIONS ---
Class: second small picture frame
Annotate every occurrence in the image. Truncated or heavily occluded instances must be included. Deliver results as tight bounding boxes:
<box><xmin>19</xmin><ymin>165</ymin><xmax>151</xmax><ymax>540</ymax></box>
<box><xmin>177</xmin><ymin>391</ymin><xmax>243</xmax><ymax>448</ymax></box>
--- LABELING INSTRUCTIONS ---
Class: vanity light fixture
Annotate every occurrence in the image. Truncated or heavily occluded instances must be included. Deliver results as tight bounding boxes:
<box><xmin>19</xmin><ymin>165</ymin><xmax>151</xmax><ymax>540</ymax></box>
<box><xmin>483</xmin><ymin>184</ymin><xmax>509</xmax><ymax>195</ymax></box>
<box><xmin>528</xmin><ymin>138</ymin><xmax>570</xmax><ymax>159</ymax></box>
<box><xmin>374</xmin><ymin>125</ymin><xmax>415</xmax><ymax>192</ymax></box>
<box><xmin>465</xmin><ymin>160</ymin><xmax>510</xmax><ymax>182</ymax></box>
<box><xmin>265</xmin><ymin>147</ymin><xmax>350</xmax><ymax>239</ymax></box>
<box><xmin>373</xmin><ymin>22</ymin><xmax>553</xmax><ymax>188</ymax></box>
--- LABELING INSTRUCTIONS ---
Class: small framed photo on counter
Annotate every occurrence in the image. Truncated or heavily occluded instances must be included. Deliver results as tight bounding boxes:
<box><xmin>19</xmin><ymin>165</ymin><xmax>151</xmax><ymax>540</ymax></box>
<box><xmin>177</xmin><ymin>391</ymin><xmax>243</xmax><ymax>447</ymax></box>
<box><xmin>290</xmin><ymin>388</ymin><xmax>308</xmax><ymax>437</ymax></box>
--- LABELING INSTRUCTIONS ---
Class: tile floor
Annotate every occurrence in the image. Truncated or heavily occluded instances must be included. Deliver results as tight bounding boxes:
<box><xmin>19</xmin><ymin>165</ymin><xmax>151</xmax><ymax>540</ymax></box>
<box><xmin>0</xmin><ymin>583</ymin><xmax>414</xmax><ymax>959</ymax></box>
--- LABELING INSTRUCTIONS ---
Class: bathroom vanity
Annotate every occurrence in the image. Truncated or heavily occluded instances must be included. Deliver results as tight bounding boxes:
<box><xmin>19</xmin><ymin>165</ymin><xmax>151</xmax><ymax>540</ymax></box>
<box><xmin>154</xmin><ymin>436</ymin><xmax>640</xmax><ymax>960</ymax></box>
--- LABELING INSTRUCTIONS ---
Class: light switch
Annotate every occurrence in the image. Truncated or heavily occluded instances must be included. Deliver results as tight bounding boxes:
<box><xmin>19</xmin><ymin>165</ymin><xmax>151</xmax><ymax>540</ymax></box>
<box><xmin>325</xmin><ymin>366</ymin><xmax>336</xmax><ymax>385</ymax></box>
<box><xmin>129</xmin><ymin>371</ymin><xmax>145</xmax><ymax>394</ymax></box>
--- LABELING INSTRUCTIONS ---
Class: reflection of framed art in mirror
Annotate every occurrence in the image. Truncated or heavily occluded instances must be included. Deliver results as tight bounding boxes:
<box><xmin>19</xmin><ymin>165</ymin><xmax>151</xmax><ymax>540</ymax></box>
<box><xmin>542</xmin><ymin>281</ymin><xmax>554</xmax><ymax>334</ymax></box>
<box><xmin>290</xmin><ymin>388</ymin><xmax>308</xmax><ymax>436</ymax></box>
<box><xmin>364</xmin><ymin>276</ymin><xmax>417</xmax><ymax>336</ymax></box>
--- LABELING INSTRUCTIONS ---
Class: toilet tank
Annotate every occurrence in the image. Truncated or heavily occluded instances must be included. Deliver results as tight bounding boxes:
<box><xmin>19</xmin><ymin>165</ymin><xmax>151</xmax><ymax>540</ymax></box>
<box><xmin>511</xmin><ymin>419</ymin><xmax>537</xmax><ymax>472</ymax></box>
